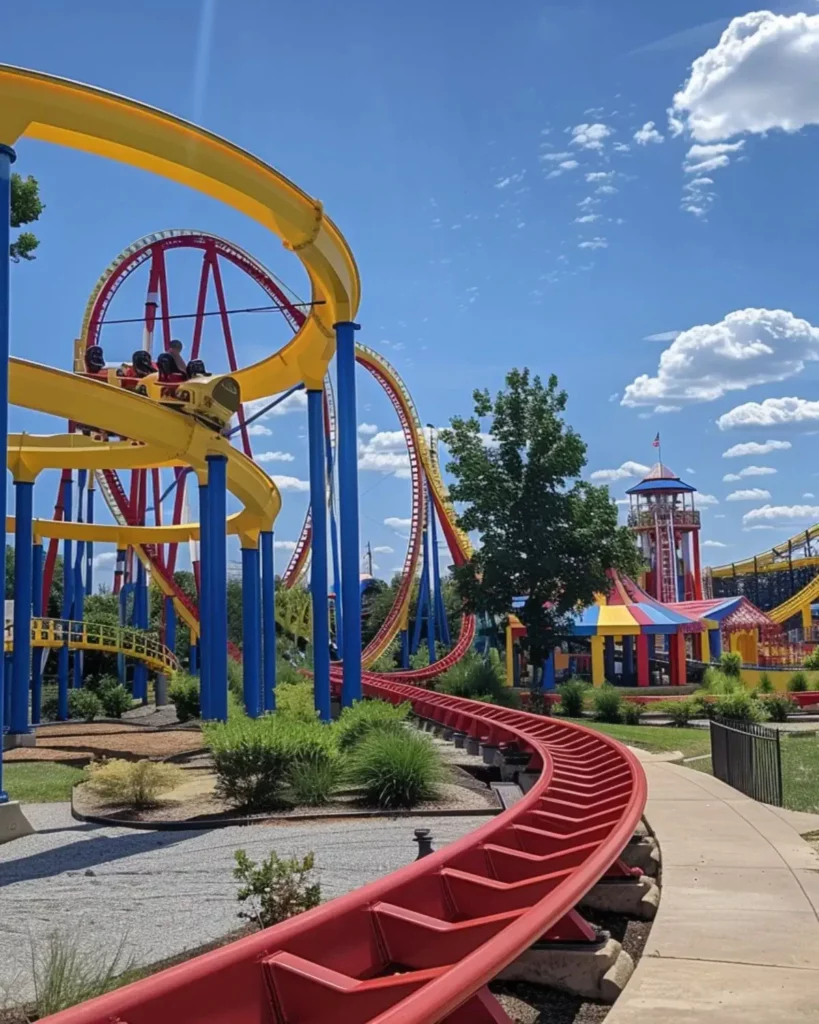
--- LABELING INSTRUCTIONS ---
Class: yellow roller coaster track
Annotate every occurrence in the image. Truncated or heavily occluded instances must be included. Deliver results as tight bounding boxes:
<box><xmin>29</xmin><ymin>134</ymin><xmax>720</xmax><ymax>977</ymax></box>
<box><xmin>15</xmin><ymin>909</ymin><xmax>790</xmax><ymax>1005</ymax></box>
<box><xmin>5</xmin><ymin>618</ymin><xmax>178</xmax><ymax>673</ymax></box>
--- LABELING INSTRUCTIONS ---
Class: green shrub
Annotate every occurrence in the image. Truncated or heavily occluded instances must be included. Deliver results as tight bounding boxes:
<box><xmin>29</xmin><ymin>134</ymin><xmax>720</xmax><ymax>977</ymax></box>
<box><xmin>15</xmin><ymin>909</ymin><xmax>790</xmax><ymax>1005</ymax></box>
<box><xmin>756</xmin><ymin>672</ymin><xmax>775</xmax><ymax>694</ymax></box>
<box><xmin>712</xmin><ymin>690</ymin><xmax>765</xmax><ymax>723</ymax></box>
<box><xmin>557</xmin><ymin>678</ymin><xmax>588</xmax><ymax>718</ymax></box>
<box><xmin>369</xmin><ymin>639</ymin><xmax>399</xmax><ymax>673</ymax></box>
<box><xmin>40</xmin><ymin>685</ymin><xmax>60</xmax><ymax>722</ymax></box>
<box><xmin>334</xmin><ymin>698</ymin><xmax>410</xmax><ymax>751</ymax></box>
<box><xmin>660</xmin><ymin>698</ymin><xmax>698</xmax><ymax>727</ymax></box>
<box><xmin>233</xmin><ymin>849</ymin><xmax>321</xmax><ymax>929</ymax></box>
<box><xmin>31</xmin><ymin>930</ymin><xmax>135</xmax><ymax>1018</ymax></box>
<box><xmin>350</xmin><ymin>730</ymin><xmax>442</xmax><ymax>809</ymax></box>
<box><xmin>803</xmin><ymin>649</ymin><xmax>819</xmax><ymax>670</ymax></box>
<box><xmin>436</xmin><ymin>652</ymin><xmax>518</xmax><ymax>707</ymax></box>
<box><xmin>68</xmin><ymin>689</ymin><xmax>102</xmax><ymax>722</ymax></box>
<box><xmin>622</xmin><ymin>701</ymin><xmax>642</xmax><ymax>725</ymax></box>
<box><xmin>760</xmin><ymin>692</ymin><xmax>796</xmax><ymax>723</ymax></box>
<box><xmin>97</xmin><ymin>682</ymin><xmax>133</xmax><ymax>719</ymax></box>
<box><xmin>168</xmin><ymin>673</ymin><xmax>200</xmax><ymax>722</ymax></box>
<box><xmin>287</xmin><ymin>757</ymin><xmax>341</xmax><ymax>806</ymax></box>
<box><xmin>84</xmin><ymin>758</ymin><xmax>184</xmax><ymax>808</ymax></box>
<box><xmin>788</xmin><ymin>671</ymin><xmax>809</xmax><ymax>693</ymax></box>
<box><xmin>690</xmin><ymin>693</ymin><xmax>716</xmax><ymax>719</ymax></box>
<box><xmin>592</xmin><ymin>684</ymin><xmax>623</xmax><ymax>723</ymax></box>
<box><xmin>227</xmin><ymin>657</ymin><xmax>243</xmax><ymax>700</ymax></box>
<box><xmin>701</xmin><ymin>667</ymin><xmax>742</xmax><ymax>695</ymax></box>
<box><xmin>204</xmin><ymin>715</ymin><xmax>337</xmax><ymax>811</ymax></box>
<box><xmin>719</xmin><ymin>651</ymin><xmax>742</xmax><ymax>678</ymax></box>
<box><xmin>275</xmin><ymin>680</ymin><xmax>318</xmax><ymax>722</ymax></box>
<box><xmin>276</xmin><ymin>659</ymin><xmax>305</xmax><ymax>686</ymax></box>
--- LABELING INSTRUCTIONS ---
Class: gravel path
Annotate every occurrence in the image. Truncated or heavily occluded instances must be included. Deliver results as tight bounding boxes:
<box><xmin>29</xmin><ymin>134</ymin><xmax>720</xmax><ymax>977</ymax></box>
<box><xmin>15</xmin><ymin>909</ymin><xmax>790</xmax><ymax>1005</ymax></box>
<box><xmin>0</xmin><ymin>803</ymin><xmax>485</xmax><ymax>1005</ymax></box>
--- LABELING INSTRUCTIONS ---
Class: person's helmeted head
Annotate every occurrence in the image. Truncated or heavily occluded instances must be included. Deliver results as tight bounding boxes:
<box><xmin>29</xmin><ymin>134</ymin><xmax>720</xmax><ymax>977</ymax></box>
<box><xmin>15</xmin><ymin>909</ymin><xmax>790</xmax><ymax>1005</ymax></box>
<box><xmin>170</xmin><ymin>339</ymin><xmax>183</xmax><ymax>352</ymax></box>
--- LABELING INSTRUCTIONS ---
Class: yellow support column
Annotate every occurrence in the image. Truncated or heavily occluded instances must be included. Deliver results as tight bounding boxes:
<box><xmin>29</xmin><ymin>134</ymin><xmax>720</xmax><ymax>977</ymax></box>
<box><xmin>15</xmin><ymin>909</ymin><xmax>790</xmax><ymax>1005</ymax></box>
<box><xmin>802</xmin><ymin>605</ymin><xmax>812</xmax><ymax>631</ymax></box>
<box><xmin>591</xmin><ymin>636</ymin><xmax>605</xmax><ymax>687</ymax></box>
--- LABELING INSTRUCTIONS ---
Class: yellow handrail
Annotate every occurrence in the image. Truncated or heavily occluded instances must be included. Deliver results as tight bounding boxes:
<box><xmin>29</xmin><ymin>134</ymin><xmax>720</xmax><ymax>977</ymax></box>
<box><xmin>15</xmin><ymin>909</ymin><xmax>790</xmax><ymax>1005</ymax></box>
<box><xmin>4</xmin><ymin>618</ymin><xmax>178</xmax><ymax>673</ymax></box>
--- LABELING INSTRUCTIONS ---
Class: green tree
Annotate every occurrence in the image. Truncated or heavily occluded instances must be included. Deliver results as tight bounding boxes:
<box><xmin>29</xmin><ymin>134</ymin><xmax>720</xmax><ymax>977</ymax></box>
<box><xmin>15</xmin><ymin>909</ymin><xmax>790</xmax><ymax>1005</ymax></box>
<box><xmin>5</xmin><ymin>544</ymin><xmax>63</xmax><ymax>615</ymax></box>
<box><xmin>440</xmin><ymin>369</ymin><xmax>643</xmax><ymax>667</ymax></box>
<box><xmin>11</xmin><ymin>172</ymin><xmax>44</xmax><ymax>262</ymax></box>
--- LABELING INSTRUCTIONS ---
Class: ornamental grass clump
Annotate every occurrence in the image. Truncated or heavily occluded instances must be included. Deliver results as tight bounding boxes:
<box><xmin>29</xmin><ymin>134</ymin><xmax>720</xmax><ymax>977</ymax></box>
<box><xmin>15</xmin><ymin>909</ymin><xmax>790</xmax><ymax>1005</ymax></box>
<box><xmin>334</xmin><ymin>698</ymin><xmax>411</xmax><ymax>751</ymax></box>
<box><xmin>350</xmin><ymin>730</ymin><xmax>442</xmax><ymax>809</ymax></box>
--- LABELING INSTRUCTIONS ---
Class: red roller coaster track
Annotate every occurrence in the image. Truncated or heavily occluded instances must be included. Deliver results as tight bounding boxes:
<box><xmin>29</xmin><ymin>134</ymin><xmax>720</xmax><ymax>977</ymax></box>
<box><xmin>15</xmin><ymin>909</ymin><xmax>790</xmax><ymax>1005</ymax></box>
<box><xmin>45</xmin><ymin>681</ymin><xmax>646</xmax><ymax>1024</ymax></box>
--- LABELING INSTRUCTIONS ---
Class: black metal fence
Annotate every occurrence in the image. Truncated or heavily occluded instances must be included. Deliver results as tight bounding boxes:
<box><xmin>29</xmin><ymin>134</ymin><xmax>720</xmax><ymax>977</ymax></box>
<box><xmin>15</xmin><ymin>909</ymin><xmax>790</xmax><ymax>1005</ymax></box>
<box><xmin>710</xmin><ymin>716</ymin><xmax>783</xmax><ymax>806</ymax></box>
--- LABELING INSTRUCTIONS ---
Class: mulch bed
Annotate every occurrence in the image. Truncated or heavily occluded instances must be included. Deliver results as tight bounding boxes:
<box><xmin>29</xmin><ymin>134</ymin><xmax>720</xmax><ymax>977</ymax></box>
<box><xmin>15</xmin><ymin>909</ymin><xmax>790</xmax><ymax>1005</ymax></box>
<box><xmin>5</xmin><ymin>722</ymin><xmax>203</xmax><ymax>766</ymax></box>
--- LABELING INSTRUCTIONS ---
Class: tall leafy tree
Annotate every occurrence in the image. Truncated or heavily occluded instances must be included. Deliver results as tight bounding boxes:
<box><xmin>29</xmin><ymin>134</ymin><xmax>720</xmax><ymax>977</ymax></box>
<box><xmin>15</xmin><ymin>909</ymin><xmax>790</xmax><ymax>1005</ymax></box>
<box><xmin>440</xmin><ymin>369</ymin><xmax>643</xmax><ymax>666</ymax></box>
<box><xmin>10</xmin><ymin>172</ymin><xmax>44</xmax><ymax>262</ymax></box>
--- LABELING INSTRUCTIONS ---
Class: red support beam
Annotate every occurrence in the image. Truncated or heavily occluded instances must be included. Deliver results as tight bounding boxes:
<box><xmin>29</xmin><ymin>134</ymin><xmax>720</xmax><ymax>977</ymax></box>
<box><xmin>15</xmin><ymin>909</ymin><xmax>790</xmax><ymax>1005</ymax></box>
<box><xmin>636</xmin><ymin>634</ymin><xmax>650</xmax><ymax>687</ymax></box>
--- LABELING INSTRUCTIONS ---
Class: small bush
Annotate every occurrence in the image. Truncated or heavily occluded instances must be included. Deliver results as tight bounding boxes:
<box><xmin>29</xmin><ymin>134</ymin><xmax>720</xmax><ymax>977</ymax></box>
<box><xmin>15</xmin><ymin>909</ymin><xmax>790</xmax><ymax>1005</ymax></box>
<box><xmin>276</xmin><ymin>659</ymin><xmax>305</xmax><ymax>687</ymax></box>
<box><xmin>803</xmin><ymin>648</ymin><xmax>819</xmax><ymax>670</ymax></box>
<box><xmin>97</xmin><ymin>682</ymin><xmax>133</xmax><ymax>718</ymax></box>
<box><xmin>31</xmin><ymin>929</ymin><xmax>135</xmax><ymax>1018</ymax></box>
<box><xmin>205</xmin><ymin>715</ymin><xmax>337</xmax><ymax>811</ymax></box>
<box><xmin>660</xmin><ymin>698</ymin><xmax>698</xmax><ymax>727</ymax></box>
<box><xmin>233</xmin><ymin>849</ymin><xmax>321</xmax><ymax>929</ymax></box>
<box><xmin>350</xmin><ymin>730</ymin><xmax>442</xmax><ymax>808</ymax></box>
<box><xmin>527</xmin><ymin>686</ymin><xmax>553</xmax><ymax>716</ymax></box>
<box><xmin>227</xmin><ymin>657</ymin><xmax>243</xmax><ymax>700</ymax></box>
<box><xmin>287</xmin><ymin>757</ymin><xmax>341</xmax><ymax>806</ymax></box>
<box><xmin>436</xmin><ymin>653</ymin><xmax>518</xmax><ymax>707</ymax></box>
<box><xmin>719</xmin><ymin>651</ymin><xmax>742</xmax><ymax>678</ymax></box>
<box><xmin>557</xmin><ymin>678</ymin><xmax>588</xmax><ymax>718</ymax></box>
<box><xmin>690</xmin><ymin>693</ymin><xmax>716</xmax><ymax>720</ymax></box>
<box><xmin>591</xmin><ymin>685</ymin><xmax>623</xmax><ymax>723</ymax></box>
<box><xmin>712</xmin><ymin>690</ymin><xmax>765</xmax><ymax>723</ymax></box>
<box><xmin>701</xmin><ymin>667</ymin><xmax>742</xmax><ymax>695</ymax></box>
<box><xmin>84</xmin><ymin>758</ymin><xmax>184</xmax><ymax>808</ymax></box>
<box><xmin>760</xmin><ymin>692</ymin><xmax>796</xmax><ymax>723</ymax></box>
<box><xmin>756</xmin><ymin>672</ymin><xmax>775</xmax><ymax>695</ymax></box>
<box><xmin>622</xmin><ymin>701</ymin><xmax>642</xmax><ymax>725</ymax></box>
<box><xmin>40</xmin><ymin>685</ymin><xmax>60</xmax><ymax>722</ymax></box>
<box><xmin>788</xmin><ymin>671</ymin><xmax>809</xmax><ymax>693</ymax></box>
<box><xmin>168</xmin><ymin>673</ymin><xmax>200</xmax><ymax>722</ymax></box>
<box><xmin>275</xmin><ymin>680</ymin><xmax>318</xmax><ymax>722</ymax></box>
<box><xmin>334</xmin><ymin>698</ymin><xmax>410</xmax><ymax>750</ymax></box>
<box><xmin>68</xmin><ymin>689</ymin><xmax>102</xmax><ymax>722</ymax></box>
<box><xmin>84</xmin><ymin>673</ymin><xmax>119</xmax><ymax>695</ymax></box>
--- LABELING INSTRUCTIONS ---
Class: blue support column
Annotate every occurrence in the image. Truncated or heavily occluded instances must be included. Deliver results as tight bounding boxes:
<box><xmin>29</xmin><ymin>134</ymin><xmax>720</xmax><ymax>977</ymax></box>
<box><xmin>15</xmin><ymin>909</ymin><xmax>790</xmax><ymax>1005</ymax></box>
<box><xmin>198</xmin><ymin>478</ymin><xmax>211</xmax><ymax>718</ymax></box>
<box><xmin>604</xmin><ymin>635</ymin><xmax>615</xmax><ymax>681</ymax></box>
<box><xmin>85</xmin><ymin>476</ymin><xmax>95</xmax><ymax>595</ymax></box>
<box><xmin>308</xmin><ymin>389</ymin><xmax>331</xmax><ymax>722</ymax></box>
<box><xmin>206</xmin><ymin>455</ymin><xmax>228</xmax><ymax>722</ymax></box>
<box><xmin>117</xmin><ymin>579</ymin><xmax>129</xmax><ymax>685</ymax></box>
<box><xmin>31</xmin><ymin>540</ymin><xmax>43</xmax><ymax>726</ymax></box>
<box><xmin>58</xmin><ymin>475</ymin><xmax>73</xmax><ymax>718</ymax></box>
<box><xmin>324</xmin><ymin>411</ymin><xmax>343</xmax><ymax>660</ymax></box>
<box><xmin>164</xmin><ymin>596</ymin><xmax>176</xmax><ymax>656</ymax></box>
<box><xmin>410</xmin><ymin>558</ymin><xmax>429</xmax><ymax>655</ymax></box>
<box><xmin>422</xmin><ymin>516</ymin><xmax>435</xmax><ymax>665</ymax></box>
<box><xmin>260</xmin><ymin>529</ymin><xmax>276</xmax><ymax>712</ymax></box>
<box><xmin>623</xmin><ymin>636</ymin><xmax>635</xmax><ymax>678</ymax></box>
<box><xmin>428</xmin><ymin>490</ymin><xmax>450</xmax><ymax>647</ymax></box>
<box><xmin>709</xmin><ymin>627</ymin><xmax>722</xmax><ymax>662</ymax></box>
<box><xmin>0</xmin><ymin>145</ymin><xmax>12</xmax><ymax>802</ymax></box>
<box><xmin>241</xmin><ymin>544</ymin><xmax>262</xmax><ymax>717</ymax></box>
<box><xmin>400</xmin><ymin>628</ymin><xmax>409</xmax><ymax>669</ymax></box>
<box><xmin>543</xmin><ymin>651</ymin><xmax>556</xmax><ymax>691</ymax></box>
<box><xmin>132</xmin><ymin>559</ymin><xmax>148</xmax><ymax>702</ymax></box>
<box><xmin>10</xmin><ymin>480</ymin><xmax>33</xmax><ymax>735</ymax></box>
<box><xmin>335</xmin><ymin>321</ymin><xmax>362</xmax><ymax>706</ymax></box>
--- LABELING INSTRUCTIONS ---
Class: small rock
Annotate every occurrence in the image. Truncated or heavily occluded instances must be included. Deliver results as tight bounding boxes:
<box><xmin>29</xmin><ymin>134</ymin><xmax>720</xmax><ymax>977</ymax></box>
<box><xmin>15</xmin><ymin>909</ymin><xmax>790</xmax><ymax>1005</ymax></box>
<box><xmin>85</xmin><ymin>869</ymin><xmax>96</xmax><ymax>877</ymax></box>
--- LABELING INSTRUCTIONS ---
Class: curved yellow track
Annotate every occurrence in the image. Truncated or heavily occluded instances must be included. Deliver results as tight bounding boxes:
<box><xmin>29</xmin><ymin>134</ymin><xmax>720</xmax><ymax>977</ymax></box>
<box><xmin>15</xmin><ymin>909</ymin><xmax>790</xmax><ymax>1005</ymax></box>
<box><xmin>0</xmin><ymin>64</ymin><xmax>359</xmax><ymax>397</ymax></box>
<box><xmin>9</xmin><ymin>618</ymin><xmax>178</xmax><ymax>673</ymax></box>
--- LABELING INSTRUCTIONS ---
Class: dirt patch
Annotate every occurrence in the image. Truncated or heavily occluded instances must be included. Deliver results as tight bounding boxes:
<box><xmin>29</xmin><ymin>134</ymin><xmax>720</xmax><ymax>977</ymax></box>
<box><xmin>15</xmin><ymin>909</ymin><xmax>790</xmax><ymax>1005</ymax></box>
<box><xmin>5</xmin><ymin>723</ymin><xmax>203</xmax><ymax>765</ymax></box>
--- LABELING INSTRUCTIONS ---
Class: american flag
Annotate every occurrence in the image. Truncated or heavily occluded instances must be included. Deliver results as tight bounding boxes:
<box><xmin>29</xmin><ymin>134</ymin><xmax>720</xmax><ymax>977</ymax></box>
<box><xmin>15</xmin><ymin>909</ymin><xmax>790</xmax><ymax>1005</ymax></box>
<box><xmin>652</xmin><ymin>432</ymin><xmax>660</xmax><ymax>448</ymax></box>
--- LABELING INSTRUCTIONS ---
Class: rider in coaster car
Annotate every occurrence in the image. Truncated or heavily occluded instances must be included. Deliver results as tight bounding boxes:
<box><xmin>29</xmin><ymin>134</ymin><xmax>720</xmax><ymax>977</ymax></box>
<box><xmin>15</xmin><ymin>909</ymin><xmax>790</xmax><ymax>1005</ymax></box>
<box><xmin>131</xmin><ymin>350</ymin><xmax>156</xmax><ymax>378</ymax></box>
<box><xmin>156</xmin><ymin>351</ymin><xmax>187</xmax><ymax>383</ymax></box>
<box><xmin>84</xmin><ymin>345</ymin><xmax>106</xmax><ymax>374</ymax></box>
<box><xmin>186</xmin><ymin>358</ymin><xmax>211</xmax><ymax>379</ymax></box>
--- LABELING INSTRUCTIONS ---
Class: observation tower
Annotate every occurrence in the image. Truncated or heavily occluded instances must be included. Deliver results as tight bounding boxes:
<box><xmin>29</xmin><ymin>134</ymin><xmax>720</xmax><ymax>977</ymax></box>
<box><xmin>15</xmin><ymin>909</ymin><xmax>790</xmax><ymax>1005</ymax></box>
<box><xmin>626</xmin><ymin>463</ymin><xmax>703</xmax><ymax>603</ymax></box>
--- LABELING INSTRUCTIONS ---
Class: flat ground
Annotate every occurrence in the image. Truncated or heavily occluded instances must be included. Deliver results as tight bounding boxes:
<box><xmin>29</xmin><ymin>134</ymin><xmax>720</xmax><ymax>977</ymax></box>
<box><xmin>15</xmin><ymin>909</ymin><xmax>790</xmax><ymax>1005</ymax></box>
<box><xmin>3</xmin><ymin>723</ymin><xmax>203</xmax><ymax>766</ymax></box>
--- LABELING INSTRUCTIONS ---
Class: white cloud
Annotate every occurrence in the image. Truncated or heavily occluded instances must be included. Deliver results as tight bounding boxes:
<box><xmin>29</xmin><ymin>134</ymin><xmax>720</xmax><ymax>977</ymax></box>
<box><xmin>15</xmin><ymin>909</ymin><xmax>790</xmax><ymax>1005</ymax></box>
<box><xmin>247</xmin><ymin>424</ymin><xmax>272</xmax><ymax>437</ymax></box>
<box><xmin>718</xmin><ymin>397</ymin><xmax>819</xmax><ymax>431</ymax></box>
<box><xmin>540</xmin><ymin>151</ymin><xmax>574</xmax><ymax>162</ymax></box>
<box><xmin>654</xmin><ymin>404</ymin><xmax>681</xmax><ymax>414</ymax></box>
<box><xmin>805</xmin><ymin>493</ymin><xmax>816</xmax><ymax>499</ymax></box>
<box><xmin>574</xmin><ymin>214</ymin><xmax>601</xmax><ymax>224</ymax></box>
<box><xmin>585</xmin><ymin>171</ymin><xmax>614</xmax><ymax>183</ymax></box>
<box><xmin>372</xmin><ymin>545</ymin><xmax>394</xmax><ymax>554</ymax></box>
<box><xmin>613</xmin><ymin>141</ymin><xmax>631</xmax><ymax>152</ymax></box>
<box><xmin>577</xmin><ymin>196</ymin><xmax>598</xmax><ymax>210</ymax></box>
<box><xmin>743</xmin><ymin>504</ymin><xmax>819</xmax><ymax>525</ymax></box>
<box><xmin>595</xmin><ymin>185</ymin><xmax>618</xmax><ymax>195</ymax></box>
<box><xmin>256</xmin><ymin>450</ymin><xmax>295</xmax><ymax>463</ymax></box>
<box><xmin>644</xmin><ymin>331</ymin><xmax>680</xmax><ymax>343</ymax></box>
<box><xmin>683</xmin><ymin>140</ymin><xmax>744</xmax><ymax>174</ymax></box>
<box><xmin>634</xmin><ymin>121</ymin><xmax>664</xmax><ymax>145</ymax></box>
<box><xmin>622</xmin><ymin>309</ymin><xmax>819</xmax><ymax>408</ymax></box>
<box><xmin>273</xmin><ymin>540</ymin><xmax>297</xmax><ymax>551</ymax></box>
<box><xmin>569</xmin><ymin>122</ymin><xmax>612</xmax><ymax>150</ymax></box>
<box><xmin>358</xmin><ymin>422</ymin><xmax>378</xmax><ymax>435</ymax></box>
<box><xmin>579</xmin><ymin>237</ymin><xmax>608</xmax><ymax>250</ymax></box>
<box><xmin>245</xmin><ymin>389</ymin><xmax>307</xmax><ymax>419</ymax></box>
<box><xmin>727</xmin><ymin>488</ymin><xmax>772</xmax><ymax>501</ymax></box>
<box><xmin>384</xmin><ymin>516</ymin><xmax>412</xmax><ymax>530</ymax></box>
<box><xmin>723</xmin><ymin>473</ymin><xmax>741</xmax><ymax>482</ymax></box>
<box><xmin>495</xmin><ymin>171</ymin><xmax>525</xmax><ymax>189</ymax></box>
<box><xmin>703</xmin><ymin>540</ymin><xmax>728</xmax><ymax>548</ymax></box>
<box><xmin>695</xmin><ymin>493</ymin><xmax>719</xmax><ymax>507</ymax></box>
<box><xmin>359</xmin><ymin>430</ymin><xmax>410</xmax><ymax>478</ymax></box>
<box><xmin>546</xmin><ymin>159</ymin><xmax>579</xmax><ymax>179</ymax></box>
<box><xmin>271</xmin><ymin>475</ymin><xmax>309</xmax><ymax>492</ymax></box>
<box><xmin>670</xmin><ymin>11</ymin><xmax>819</xmax><ymax>145</ymax></box>
<box><xmin>722</xmin><ymin>440</ymin><xmax>792</xmax><ymax>458</ymax></box>
<box><xmin>93</xmin><ymin>550</ymin><xmax>116</xmax><ymax>568</ymax></box>
<box><xmin>589</xmin><ymin>460</ymin><xmax>649</xmax><ymax>483</ymax></box>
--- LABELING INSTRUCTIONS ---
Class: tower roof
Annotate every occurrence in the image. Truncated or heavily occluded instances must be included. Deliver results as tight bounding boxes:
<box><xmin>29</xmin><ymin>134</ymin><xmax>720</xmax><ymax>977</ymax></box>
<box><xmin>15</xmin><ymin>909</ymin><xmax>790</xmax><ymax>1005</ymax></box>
<box><xmin>626</xmin><ymin>462</ymin><xmax>696</xmax><ymax>495</ymax></box>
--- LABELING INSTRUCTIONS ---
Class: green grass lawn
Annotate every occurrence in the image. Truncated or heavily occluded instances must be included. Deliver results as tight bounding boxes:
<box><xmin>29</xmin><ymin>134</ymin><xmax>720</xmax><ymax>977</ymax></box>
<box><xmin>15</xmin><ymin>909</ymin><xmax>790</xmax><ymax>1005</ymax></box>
<box><xmin>4</xmin><ymin>763</ymin><xmax>84</xmax><ymax>803</ymax></box>
<box><xmin>571</xmin><ymin>718</ymin><xmax>819</xmax><ymax>814</ymax></box>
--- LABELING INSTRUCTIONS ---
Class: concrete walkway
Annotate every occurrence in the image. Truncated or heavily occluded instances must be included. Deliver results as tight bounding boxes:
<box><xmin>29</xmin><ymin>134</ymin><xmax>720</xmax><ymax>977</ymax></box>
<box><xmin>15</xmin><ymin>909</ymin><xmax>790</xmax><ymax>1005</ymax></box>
<box><xmin>607</xmin><ymin>753</ymin><xmax>819</xmax><ymax>1023</ymax></box>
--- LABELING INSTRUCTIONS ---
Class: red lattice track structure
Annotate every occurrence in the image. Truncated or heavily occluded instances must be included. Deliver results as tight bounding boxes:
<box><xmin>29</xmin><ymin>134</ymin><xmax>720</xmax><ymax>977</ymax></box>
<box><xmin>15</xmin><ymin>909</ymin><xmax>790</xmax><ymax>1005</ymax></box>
<box><xmin>46</xmin><ymin>683</ymin><xmax>646</xmax><ymax>1024</ymax></box>
<box><xmin>43</xmin><ymin>230</ymin><xmax>305</xmax><ymax>650</ymax></box>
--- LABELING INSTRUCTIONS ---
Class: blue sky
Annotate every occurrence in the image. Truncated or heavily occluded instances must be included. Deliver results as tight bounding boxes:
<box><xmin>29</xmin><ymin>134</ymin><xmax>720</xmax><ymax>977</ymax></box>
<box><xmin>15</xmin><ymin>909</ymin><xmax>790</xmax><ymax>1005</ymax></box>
<box><xmin>3</xmin><ymin>0</ymin><xmax>819</xmax><ymax>584</ymax></box>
